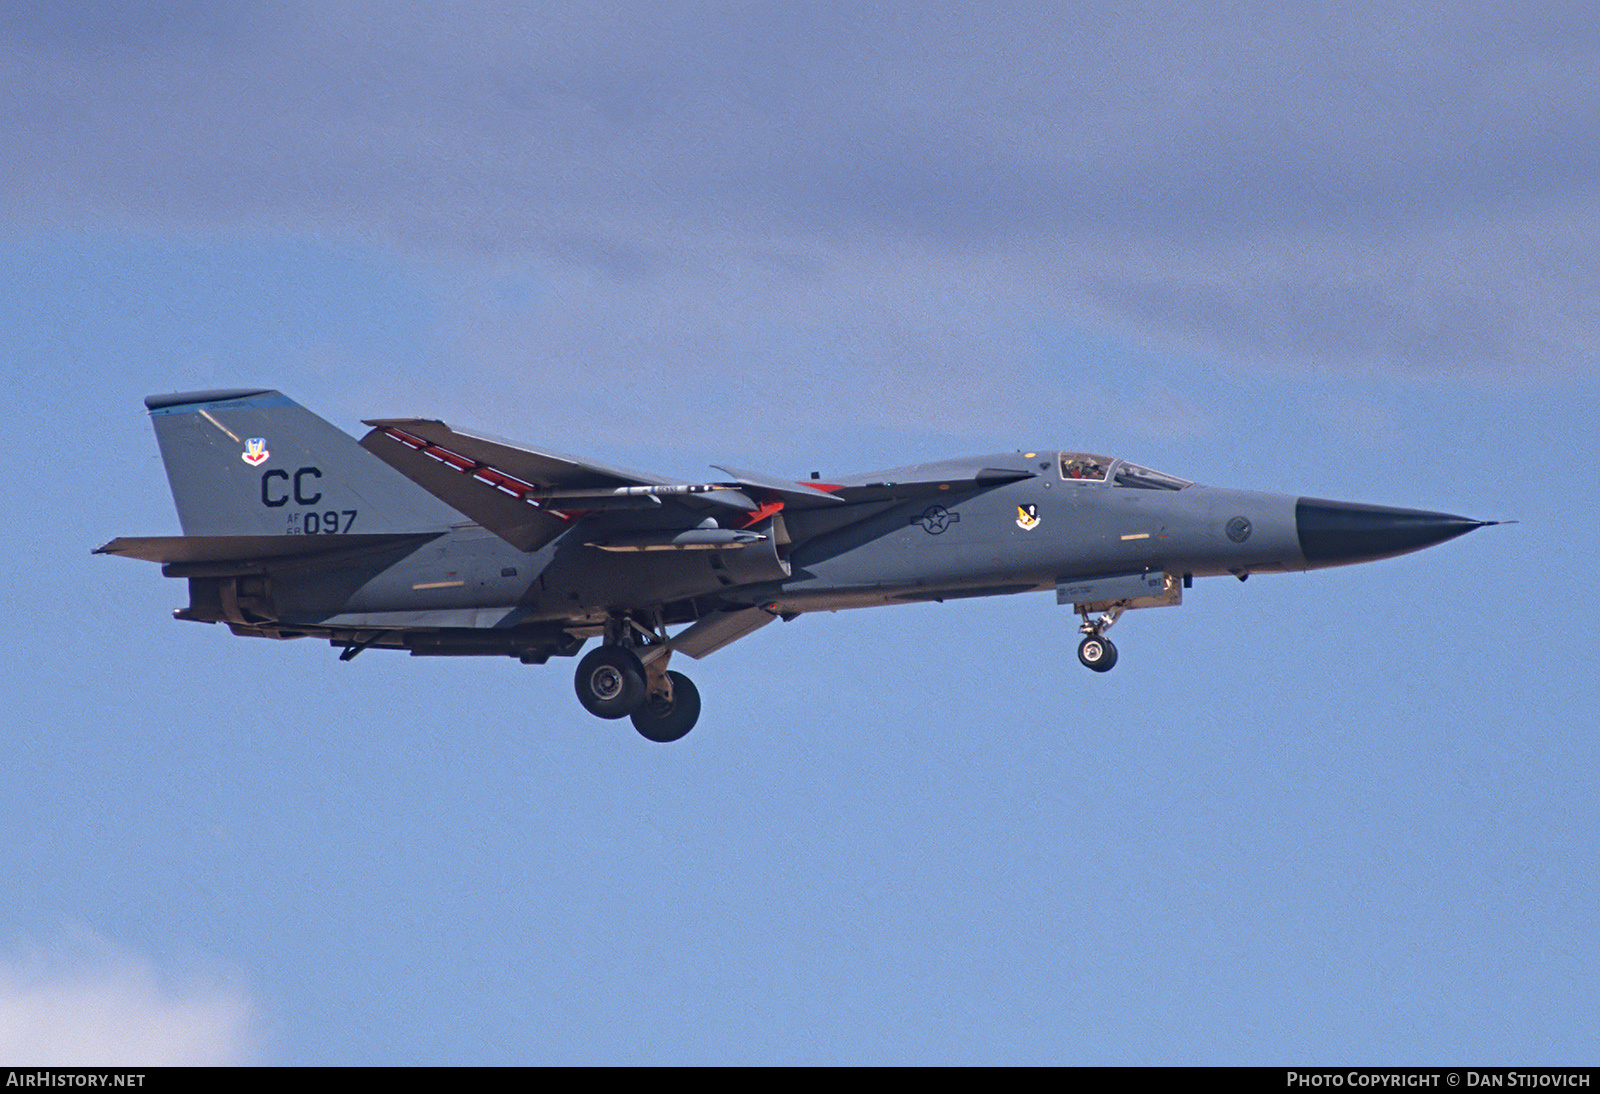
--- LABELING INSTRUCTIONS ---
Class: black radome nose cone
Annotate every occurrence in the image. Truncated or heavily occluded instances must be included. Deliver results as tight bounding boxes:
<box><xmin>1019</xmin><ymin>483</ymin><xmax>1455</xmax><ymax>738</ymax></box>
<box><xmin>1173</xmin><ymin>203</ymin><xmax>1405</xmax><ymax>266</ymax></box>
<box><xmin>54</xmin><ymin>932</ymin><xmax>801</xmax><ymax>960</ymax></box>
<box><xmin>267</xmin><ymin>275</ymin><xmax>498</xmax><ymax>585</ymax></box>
<box><xmin>1296</xmin><ymin>497</ymin><xmax>1489</xmax><ymax>567</ymax></box>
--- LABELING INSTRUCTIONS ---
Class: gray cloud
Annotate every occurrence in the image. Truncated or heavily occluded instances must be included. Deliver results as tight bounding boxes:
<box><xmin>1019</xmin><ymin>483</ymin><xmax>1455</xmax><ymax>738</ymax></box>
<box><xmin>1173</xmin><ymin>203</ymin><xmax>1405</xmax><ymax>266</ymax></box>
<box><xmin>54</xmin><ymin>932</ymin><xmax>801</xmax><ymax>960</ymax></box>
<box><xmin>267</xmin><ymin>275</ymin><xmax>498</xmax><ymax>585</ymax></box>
<box><xmin>1083</xmin><ymin>275</ymin><xmax>1520</xmax><ymax>368</ymax></box>
<box><xmin>5</xmin><ymin>1</ymin><xmax>1596</xmax><ymax>379</ymax></box>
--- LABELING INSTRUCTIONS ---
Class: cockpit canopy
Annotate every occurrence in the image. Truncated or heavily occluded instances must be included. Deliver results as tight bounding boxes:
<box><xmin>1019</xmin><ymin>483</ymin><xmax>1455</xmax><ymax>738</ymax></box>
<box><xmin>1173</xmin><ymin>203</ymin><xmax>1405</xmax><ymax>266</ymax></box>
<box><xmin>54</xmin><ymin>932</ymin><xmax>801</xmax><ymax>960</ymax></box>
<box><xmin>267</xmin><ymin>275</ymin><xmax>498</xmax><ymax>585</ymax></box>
<box><xmin>1059</xmin><ymin>452</ymin><xmax>1191</xmax><ymax>490</ymax></box>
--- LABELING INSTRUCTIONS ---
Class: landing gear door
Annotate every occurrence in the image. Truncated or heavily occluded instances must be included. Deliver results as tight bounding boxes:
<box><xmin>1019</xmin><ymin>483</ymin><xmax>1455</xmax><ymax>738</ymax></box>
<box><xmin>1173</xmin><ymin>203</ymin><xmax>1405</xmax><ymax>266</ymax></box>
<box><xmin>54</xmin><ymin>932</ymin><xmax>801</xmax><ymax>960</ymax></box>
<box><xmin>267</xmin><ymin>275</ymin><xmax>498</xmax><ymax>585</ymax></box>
<box><xmin>1055</xmin><ymin>571</ymin><xmax>1182</xmax><ymax>612</ymax></box>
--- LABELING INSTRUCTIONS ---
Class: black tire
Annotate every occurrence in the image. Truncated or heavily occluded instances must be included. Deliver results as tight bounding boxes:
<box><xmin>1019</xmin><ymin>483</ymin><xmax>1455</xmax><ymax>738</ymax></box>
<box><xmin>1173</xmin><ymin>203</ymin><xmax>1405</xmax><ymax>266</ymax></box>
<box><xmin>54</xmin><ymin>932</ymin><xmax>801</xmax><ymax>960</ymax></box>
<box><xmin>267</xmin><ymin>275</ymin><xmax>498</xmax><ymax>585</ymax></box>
<box><xmin>630</xmin><ymin>671</ymin><xmax>701</xmax><ymax>743</ymax></box>
<box><xmin>574</xmin><ymin>646</ymin><xmax>647</xmax><ymax>719</ymax></box>
<box><xmin>1077</xmin><ymin>636</ymin><xmax>1118</xmax><ymax>673</ymax></box>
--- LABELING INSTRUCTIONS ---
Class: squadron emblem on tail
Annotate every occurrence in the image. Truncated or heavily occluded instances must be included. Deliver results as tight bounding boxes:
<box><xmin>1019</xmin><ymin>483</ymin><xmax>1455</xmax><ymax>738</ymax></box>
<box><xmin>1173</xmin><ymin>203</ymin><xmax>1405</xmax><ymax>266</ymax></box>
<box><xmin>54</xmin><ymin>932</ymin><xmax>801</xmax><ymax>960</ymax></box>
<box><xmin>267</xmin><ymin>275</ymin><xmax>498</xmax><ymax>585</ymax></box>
<box><xmin>241</xmin><ymin>438</ymin><xmax>270</xmax><ymax>466</ymax></box>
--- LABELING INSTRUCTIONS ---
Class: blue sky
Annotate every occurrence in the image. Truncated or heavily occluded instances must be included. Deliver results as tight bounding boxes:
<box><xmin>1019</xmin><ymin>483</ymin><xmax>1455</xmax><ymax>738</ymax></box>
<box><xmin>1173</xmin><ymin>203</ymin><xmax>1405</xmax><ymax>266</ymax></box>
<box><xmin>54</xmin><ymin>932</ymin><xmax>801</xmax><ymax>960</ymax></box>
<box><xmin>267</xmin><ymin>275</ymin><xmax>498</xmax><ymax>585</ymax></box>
<box><xmin>2</xmin><ymin>1</ymin><xmax>1596</xmax><ymax>1065</ymax></box>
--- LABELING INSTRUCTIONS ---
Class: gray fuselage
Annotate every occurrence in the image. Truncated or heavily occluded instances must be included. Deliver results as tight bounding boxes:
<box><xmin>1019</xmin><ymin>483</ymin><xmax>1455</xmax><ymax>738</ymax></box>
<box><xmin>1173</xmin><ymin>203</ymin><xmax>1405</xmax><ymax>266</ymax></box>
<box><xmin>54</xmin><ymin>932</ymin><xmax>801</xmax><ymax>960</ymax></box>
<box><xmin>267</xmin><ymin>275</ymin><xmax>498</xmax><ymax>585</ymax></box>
<box><xmin>272</xmin><ymin>451</ymin><xmax>1303</xmax><ymax>632</ymax></box>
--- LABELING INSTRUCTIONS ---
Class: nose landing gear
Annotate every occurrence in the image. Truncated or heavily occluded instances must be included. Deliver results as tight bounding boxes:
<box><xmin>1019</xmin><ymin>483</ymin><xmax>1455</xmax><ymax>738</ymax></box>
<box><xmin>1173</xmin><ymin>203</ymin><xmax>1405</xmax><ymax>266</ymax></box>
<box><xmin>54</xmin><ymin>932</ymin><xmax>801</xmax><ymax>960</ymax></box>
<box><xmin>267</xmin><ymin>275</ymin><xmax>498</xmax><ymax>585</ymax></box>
<box><xmin>1076</xmin><ymin>607</ymin><xmax>1122</xmax><ymax>673</ymax></box>
<box><xmin>1077</xmin><ymin>635</ymin><xmax>1118</xmax><ymax>671</ymax></box>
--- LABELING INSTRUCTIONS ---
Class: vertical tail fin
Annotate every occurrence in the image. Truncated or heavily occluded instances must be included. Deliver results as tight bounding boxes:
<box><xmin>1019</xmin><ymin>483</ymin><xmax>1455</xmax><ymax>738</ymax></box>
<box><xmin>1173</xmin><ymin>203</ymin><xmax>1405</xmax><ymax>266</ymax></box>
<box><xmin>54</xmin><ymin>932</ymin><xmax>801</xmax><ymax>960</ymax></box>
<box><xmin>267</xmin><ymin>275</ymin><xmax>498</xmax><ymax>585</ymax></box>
<box><xmin>146</xmin><ymin>389</ymin><xmax>460</xmax><ymax>536</ymax></box>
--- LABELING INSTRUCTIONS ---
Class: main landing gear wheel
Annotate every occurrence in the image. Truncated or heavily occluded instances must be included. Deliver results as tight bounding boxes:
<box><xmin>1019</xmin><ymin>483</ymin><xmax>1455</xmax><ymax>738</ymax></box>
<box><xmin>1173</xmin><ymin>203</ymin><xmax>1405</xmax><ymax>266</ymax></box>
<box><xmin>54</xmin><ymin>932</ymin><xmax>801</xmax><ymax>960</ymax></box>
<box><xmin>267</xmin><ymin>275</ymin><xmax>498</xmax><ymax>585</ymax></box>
<box><xmin>574</xmin><ymin>646</ymin><xmax>647</xmax><ymax>719</ymax></box>
<box><xmin>1077</xmin><ymin>636</ymin><xmax>1118</xmax><ymax>672</ymax></box>
<box><xmin>630</xmin><ymin>671</ymin><xmax>701</xmax><ymax>743</ymax></box>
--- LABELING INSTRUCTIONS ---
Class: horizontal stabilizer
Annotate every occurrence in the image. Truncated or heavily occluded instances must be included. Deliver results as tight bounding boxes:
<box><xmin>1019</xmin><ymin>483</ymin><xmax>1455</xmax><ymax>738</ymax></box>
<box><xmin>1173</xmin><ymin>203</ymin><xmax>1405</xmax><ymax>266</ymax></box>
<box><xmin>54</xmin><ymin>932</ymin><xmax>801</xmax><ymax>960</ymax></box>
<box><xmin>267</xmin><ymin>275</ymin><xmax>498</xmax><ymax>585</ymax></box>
<box><xmin>95</xmin><ymin>532</ymin><xmax>440</xmax><ymax>567</ymax></box>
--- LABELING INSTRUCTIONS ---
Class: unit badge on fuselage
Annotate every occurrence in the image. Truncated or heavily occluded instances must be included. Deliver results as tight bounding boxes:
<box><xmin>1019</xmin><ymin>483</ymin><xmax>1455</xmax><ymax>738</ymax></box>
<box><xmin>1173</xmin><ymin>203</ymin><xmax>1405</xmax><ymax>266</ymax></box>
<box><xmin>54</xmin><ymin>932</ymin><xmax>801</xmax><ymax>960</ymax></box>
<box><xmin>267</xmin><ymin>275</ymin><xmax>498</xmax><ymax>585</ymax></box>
<box><xmin>1016</xmin><ymin>503</ymin><xmax>1040</xmax><ymax>530</ymax></box>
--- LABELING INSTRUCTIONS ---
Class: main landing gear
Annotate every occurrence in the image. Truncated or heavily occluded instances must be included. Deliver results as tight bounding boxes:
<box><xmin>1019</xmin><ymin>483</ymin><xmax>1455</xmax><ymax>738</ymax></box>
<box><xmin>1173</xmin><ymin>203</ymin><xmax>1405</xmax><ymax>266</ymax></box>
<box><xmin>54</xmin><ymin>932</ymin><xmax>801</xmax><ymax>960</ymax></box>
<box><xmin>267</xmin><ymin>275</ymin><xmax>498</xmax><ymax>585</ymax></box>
<box><xmin>1076</xmin><ymin>607</ymin><xmax>1122</xmax><ymax>673</ymax></box>
<box><xmin>574</xmin><ymin>646</ymin><xmax>647</xmax><ymax>719</ymax></box>
<box><xmin>573</xmin><ymin>616</ymin><xmax>702</xmax><ymax>742</ymax></box>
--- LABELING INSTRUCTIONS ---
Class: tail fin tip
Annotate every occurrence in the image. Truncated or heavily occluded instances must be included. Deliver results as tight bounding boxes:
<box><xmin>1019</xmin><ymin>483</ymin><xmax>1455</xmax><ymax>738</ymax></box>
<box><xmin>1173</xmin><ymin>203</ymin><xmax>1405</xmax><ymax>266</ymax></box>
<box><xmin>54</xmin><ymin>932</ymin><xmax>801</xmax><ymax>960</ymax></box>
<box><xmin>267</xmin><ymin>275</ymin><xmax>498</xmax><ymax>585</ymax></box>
<box><xmin>145</xmin><ymin>388</ymin><xmax>278</xmax><ymax>412</ymax></box>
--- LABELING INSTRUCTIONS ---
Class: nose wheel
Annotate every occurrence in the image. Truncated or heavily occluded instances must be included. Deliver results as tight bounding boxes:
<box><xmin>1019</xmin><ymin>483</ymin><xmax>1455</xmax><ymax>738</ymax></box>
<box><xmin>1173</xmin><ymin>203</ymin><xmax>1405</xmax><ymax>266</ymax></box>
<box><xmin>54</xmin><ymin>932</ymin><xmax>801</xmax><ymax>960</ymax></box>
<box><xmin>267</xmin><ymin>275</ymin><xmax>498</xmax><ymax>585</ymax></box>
<box><xmin>1077</xmin><ymin>635</ymin><xmax>1118</xmax><ymax>672</ymax></box>
<box><xmin>1076</xmin><ymin>607</ymin><xmax>1123</xmax><ymax>673</ymax></box>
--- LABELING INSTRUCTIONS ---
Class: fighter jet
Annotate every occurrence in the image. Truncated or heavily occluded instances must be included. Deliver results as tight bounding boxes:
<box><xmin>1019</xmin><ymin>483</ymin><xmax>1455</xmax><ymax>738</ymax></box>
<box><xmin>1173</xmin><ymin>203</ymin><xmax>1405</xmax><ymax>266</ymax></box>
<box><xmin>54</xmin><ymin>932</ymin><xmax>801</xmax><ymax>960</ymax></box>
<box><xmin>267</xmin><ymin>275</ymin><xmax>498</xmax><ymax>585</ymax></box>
<box><xmin>98</xmin><ymin>389</ymin><xmax>1498</xmax><ymax>742</ymax></box>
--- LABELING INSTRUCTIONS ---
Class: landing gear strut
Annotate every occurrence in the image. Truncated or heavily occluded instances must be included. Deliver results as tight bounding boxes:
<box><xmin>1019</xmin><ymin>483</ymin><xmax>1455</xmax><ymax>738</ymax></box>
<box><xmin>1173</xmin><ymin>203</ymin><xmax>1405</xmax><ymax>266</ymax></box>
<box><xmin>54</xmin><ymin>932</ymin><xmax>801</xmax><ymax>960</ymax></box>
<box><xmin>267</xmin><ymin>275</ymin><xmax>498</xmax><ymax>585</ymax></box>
<box><xmin>572</xmin><ymin>614</ymin><xmax>703</xmax><ymax>741</ymax></box>
<box><xmin>1076</xmin><ymin>607</ymin><xmax>1122</xmax><ymax>673</ymax></box>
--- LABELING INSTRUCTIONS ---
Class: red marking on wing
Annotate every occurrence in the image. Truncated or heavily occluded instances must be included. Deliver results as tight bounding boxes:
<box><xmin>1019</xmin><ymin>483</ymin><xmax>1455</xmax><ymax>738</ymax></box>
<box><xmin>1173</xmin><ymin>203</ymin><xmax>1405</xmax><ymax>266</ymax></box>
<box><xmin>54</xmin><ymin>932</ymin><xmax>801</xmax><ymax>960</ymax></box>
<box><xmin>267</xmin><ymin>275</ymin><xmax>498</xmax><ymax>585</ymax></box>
<box><xmin>742</xmin><ymin>500</ymin><xmax>785</xmax><ymax>528</ymax></box>
<box><xmin>377</xmin><ymin>426</ymin><xmax>577</xmax><ymax>523</ymax></box>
